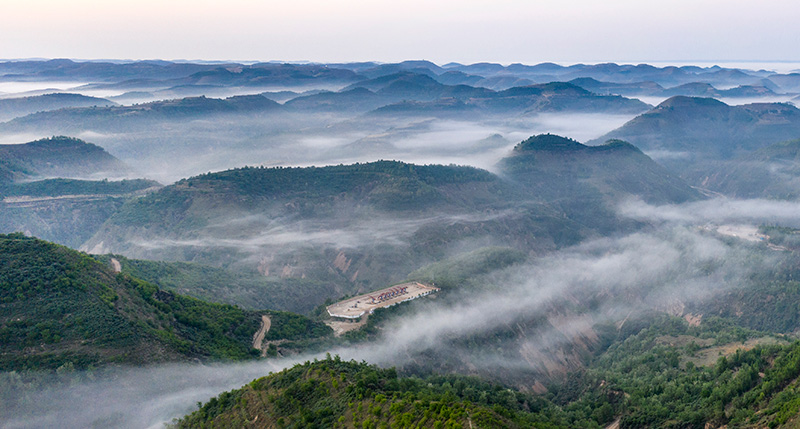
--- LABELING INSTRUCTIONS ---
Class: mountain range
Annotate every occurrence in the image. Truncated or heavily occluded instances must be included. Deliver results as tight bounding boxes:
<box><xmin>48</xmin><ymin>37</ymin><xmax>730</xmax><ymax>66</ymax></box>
<box><xmin>6</xmin><ymin>58</ymin><xmax>800</xmax><ymax>428</ymax></box>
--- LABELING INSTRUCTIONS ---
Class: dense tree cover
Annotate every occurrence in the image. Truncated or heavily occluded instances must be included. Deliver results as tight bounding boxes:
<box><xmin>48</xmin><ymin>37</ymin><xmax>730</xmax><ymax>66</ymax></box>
<box><xmin>500</xmin><ymin>134</ymin><xmax>698</xmax><ymax>205</ymax></box>
<box><xmin>265</xmin><ymin>311</ymin><xmax>332</xmax><ymax>341</ymax></box>
<box><xmin>177</xmin><ymin>161</ymin><xmax>500</xmax><ymax>209</ymax></box>
<box><xmin>0</xmin><ymin>233</ymin><xmax>266</xmax><ymax>370</ymax></box>
<box><xmin>542</xmin><ymin>315</ymin><xmax>800</xmax><ymax>428</ymax></box>
<box><xmin>174</xmin><ymin>356</ymin><xmax>570</xmax><ymax>428</ymax></box>
<box><xmin>760</xmin><ymin>225</ymin><xmax>800</xmax><ymax>250</ymax></box>
<box><xmin>177</xmin><ymin>331</ymin><xmax>800</xmax><ymax>428</ymax></box>
<box><xmin>97</xmin><ymin>160</ymin><xmax>519</xmax><ymax>243</ymax></box>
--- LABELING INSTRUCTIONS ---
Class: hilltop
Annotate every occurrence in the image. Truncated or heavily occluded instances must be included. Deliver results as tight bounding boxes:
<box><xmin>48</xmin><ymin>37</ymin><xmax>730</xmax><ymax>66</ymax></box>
<box><xmin>0</xmin><ymin>136</ymin><xmax>129</xmax><ymax>184</ymax></box>
<box><xmin>501</xmin><ymin>134</ymin><xmax>697</xmax><ymax>203</ymax></box>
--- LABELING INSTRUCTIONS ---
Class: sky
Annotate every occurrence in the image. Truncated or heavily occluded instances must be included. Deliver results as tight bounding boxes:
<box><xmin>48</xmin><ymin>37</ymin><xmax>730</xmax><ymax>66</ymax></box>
<box><xmin>1</xmin><ymin>0</ymin><xmax>799</xmax><ymax>64</ymax></box>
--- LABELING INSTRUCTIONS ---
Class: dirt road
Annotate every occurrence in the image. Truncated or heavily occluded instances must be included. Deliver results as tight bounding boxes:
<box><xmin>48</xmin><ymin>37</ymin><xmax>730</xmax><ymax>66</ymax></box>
<box><xmin>252</xmin><ymin>315</ymin><xmax>271</xmax><ymax>351</ymax></box>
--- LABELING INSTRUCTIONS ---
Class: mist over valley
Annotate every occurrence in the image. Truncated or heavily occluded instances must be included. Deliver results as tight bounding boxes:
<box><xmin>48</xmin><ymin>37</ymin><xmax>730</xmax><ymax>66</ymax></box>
<box><xmin>4</xmin><ymin>57</ymin><xmax>800</xmax><ymax>428</ymax></box>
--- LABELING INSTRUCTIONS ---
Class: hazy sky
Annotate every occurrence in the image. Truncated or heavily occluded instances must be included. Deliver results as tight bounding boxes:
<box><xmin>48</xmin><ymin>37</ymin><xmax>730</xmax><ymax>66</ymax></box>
<box><xmin>2</xmin><ymin>0</ymin><xmax>799</xmax><ymax>64</ymax></box>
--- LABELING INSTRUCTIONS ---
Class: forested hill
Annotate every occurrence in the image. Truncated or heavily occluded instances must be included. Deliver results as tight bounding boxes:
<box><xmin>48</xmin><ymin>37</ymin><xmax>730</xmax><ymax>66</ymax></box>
<box><xmin>0</xmin><ymin>136</ymin><xmax>129</xmax><ymax>183</ymax></box>
<box><xmin>178</xmin><ymin>341</ymin><xmax>800</xmax><ymax>428</ymax></box>
<box><xmin>174</xmin><ymin>357</ymin><xmax>567</xmax><ymax>428</ymax></box>
<box><xmin>85</xmin><ymin>160</ymin><xmax>516</xmax><ymax>248</ymax></box>
<box><xmin>81</xmin><ymin>159</ymin><xmax>584</xmax><ymax>311</ymax></box>
<box><xmin>499</xmin><ymin>134</ymin><xmax>700</xmax><ymax>204</ymax></box>
<box><xmin>0</xmin><ymin>234</ymin><xmax>328</xmax><ymax>371</ymax></box>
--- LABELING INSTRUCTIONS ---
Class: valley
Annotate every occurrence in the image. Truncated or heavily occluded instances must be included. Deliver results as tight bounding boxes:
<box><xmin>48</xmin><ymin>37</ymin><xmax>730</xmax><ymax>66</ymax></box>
<box><xmin>3</xmin><ymin>57</ymin><xmax>800</xmax><ymax>428</ymax></box>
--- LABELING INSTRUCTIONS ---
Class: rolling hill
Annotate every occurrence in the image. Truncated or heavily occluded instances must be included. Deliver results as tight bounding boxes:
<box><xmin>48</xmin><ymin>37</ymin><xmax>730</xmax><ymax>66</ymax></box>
<box><xmin>498</xmin><ymin>134</ymin><xmax>700</xmax><ymax>230</ymax></box>
<box><xmin>0</xmin><ymin>136</ymin><xmax>130</xmax><ymax>183</ymax></box>
<box><xmin>81</xmin><ymin>145</ymin><xmax>700</xmax><ymax>313</ymax></box>
<box><xmin>499</xmin><ymin>134</ymin><xmax>699</xmax><ymax>204</ymax></box>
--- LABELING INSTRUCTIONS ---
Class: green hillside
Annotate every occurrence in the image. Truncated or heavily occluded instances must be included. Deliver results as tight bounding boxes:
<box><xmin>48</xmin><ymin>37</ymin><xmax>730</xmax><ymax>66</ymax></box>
<box><xmin>0</xmin><ymin>234</ymin><xmax>329</xmax><ymax>371</ymax></box>
<box><xmin>81</xmin><ymin>151</ymin><xmax>701</xmax><ymax>312</ymax></box>
<box><xmin>178</xmin><ymin>331</ymin><xmax>800</xmax><ymax>429</ymax></box>
<box><xmin>174</xmin><ymin>357</ymin><xmax>569</xmax><ymax>428</ymax></box>
<box><xmin>553</xmin><ymin>317</ymin><xmax>800</xmax><ymax>429</ymax></box>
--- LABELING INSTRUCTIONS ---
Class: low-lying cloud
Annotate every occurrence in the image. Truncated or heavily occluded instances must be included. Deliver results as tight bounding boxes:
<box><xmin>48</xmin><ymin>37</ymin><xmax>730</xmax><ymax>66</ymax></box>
<box><xmin>127</xmin><ymin>210</ymin><xmax>520</xmax><ymax>253</ymax></box>
<box><xmin>619</xmin><ymin>197</ymin><xmax>800</xmax><ymax>227</ymax></box>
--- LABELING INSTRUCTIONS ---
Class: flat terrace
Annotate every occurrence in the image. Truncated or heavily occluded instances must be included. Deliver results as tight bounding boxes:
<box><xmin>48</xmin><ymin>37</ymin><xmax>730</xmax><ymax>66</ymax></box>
<box><xmin>326</xmin><ymin>281</ymin><xmax>439</xmax><ymax>320</ymax></box>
